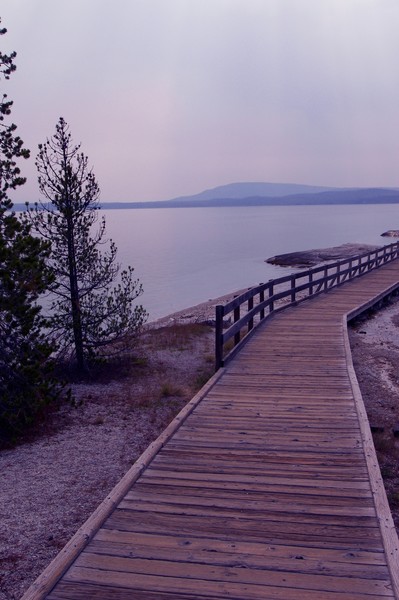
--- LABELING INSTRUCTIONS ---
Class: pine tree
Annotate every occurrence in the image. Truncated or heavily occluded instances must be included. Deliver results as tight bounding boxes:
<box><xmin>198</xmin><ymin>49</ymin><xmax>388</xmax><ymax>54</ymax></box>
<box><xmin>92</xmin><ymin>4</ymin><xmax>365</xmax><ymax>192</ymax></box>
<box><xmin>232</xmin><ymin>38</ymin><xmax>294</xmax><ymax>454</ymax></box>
<box><xmin>26</xmin><ymin>118</ymin><xmax>147</xmax><ymax>372</ymax></box>
<box><xmin>0</xmin><ymin>20</ymin><xmax>57</xmax><ymax>444</ymax></box>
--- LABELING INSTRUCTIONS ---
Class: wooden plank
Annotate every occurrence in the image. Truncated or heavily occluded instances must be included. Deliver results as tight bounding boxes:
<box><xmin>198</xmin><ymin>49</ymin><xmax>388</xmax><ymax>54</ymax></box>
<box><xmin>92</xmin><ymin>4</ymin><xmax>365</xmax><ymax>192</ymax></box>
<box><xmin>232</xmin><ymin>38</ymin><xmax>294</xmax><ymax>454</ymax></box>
<box><xmin>131</xmin><ymin>482</ymin><xmax>376</xmax><ymax>509</ymax></box>
<box><xmin>88</xmin><ymin>530</ymin><xmax>388</xmax><ymax>578</ymax></box>
<box><xmin>140</xmin><ymin>468</ymin><xmax>371</xmax><ymax>490</ymax></box>
<box><xmin>152</xmin><ymin>454</ymin><xmax>368</xmax><ymax>476</ymax></box>
<box><xmin>93</xmin><ymin>529</ymin><xmax>388</xmax><ymax>565</ymax></box>
<box><xmin>69</xmin><ymin>553</ymin><xmax>394</xmax><ymax>596</ymax></box>
<box><xmin>121</xmin><ymin>490</ymin><xmax>376</xmax><ymax>518</ymax></box>
<box><xmin>47</xmin><ymin>575</ymin><xmax>394</xmax><ymax>600</ymax></box>
<box><xmin>118</xmin><ymin>497</ymin><xmax>377</xmax><ymax>528</ymax></box>
<box><xmin>104</xmin><ymin>509</ymin><xmax>383</xmax><ymax>549</ymax></box>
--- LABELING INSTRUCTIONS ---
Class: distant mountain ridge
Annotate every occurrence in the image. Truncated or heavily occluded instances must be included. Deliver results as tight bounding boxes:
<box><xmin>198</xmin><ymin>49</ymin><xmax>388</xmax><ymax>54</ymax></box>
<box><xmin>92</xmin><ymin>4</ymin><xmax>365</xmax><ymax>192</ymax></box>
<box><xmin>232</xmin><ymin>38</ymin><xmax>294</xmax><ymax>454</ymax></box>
<box><xmin>99</xmin><ymin>183</ymin><xmax>399</xmax><ymax>208</ymax></box>
<box><xmin>12</xmin><ymin>182</ymin><xmax>399</xmax><ymax>211</ymax></box>
<box><xmin>166</xmin><ymin>182</ymin><xmax>341</xmax><ymax>202</ymax></box>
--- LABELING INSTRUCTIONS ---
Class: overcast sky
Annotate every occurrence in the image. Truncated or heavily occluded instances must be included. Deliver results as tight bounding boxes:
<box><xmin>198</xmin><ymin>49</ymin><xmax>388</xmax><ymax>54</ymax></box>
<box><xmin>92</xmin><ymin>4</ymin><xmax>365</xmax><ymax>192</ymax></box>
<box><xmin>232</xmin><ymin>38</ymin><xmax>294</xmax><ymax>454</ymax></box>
<box><xmin>2</xmin><ymin>0</ymin><xmax>399</xmax><ymax>202</ymax></box>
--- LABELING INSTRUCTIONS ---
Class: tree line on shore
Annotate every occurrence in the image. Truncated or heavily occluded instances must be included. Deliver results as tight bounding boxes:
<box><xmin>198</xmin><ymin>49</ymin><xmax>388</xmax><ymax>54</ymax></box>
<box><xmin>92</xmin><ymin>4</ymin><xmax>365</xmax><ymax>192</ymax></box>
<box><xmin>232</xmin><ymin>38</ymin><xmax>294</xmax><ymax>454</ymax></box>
<box><xmin>0</xmin><ymin>20</ymin><xmax>147</xmax><ymax>446</ymax></box>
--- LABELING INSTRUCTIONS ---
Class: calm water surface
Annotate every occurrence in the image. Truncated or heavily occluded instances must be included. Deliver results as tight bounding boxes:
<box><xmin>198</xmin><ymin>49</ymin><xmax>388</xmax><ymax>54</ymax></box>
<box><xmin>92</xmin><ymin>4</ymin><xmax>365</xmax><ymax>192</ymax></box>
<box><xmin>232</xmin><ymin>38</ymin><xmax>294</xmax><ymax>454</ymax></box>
<box><xmin>101</xmin><ymin>204</ymin><xmax>399</xmax><ymax>320</ymax></box>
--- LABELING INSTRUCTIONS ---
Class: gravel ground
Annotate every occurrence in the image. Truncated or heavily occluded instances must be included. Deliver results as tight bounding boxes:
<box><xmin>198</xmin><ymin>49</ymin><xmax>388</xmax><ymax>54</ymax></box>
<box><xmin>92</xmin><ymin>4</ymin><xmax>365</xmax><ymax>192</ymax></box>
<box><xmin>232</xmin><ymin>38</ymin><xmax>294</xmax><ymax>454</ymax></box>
<box><xmin>349</xmin><ymin>295</ymin><xmax>399</xmax><ymax>529</ymax></box>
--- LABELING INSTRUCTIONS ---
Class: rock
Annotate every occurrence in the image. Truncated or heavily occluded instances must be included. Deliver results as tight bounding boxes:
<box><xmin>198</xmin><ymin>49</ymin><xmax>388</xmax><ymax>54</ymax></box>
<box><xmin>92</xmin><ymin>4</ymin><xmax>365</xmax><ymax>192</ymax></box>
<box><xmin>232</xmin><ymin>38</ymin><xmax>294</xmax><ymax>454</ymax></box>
<box><xmin>381</xmin><ymin>230</ymin><xmax>399</xmax><ymax>237</ymax></box>
<box><xmin>392</xmin><ymin>425</ymin><xmax>399</xmax><ymax>438</ymax></box>
<box><xmin>266</xmin><ymin>243</ymin><xmax>379</xmax><ymax>267</ymax></box>
<box><xmin>267</xmin><ymin>252</ymin><xmax>316</xmax><ymax>267</ymax></box>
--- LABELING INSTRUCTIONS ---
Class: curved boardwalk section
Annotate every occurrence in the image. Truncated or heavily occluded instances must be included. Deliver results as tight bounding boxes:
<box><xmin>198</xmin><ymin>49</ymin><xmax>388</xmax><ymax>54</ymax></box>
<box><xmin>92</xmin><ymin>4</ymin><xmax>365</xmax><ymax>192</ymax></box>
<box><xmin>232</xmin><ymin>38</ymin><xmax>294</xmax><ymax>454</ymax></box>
<box><xmin>24</xmin><ymin>263</ymin><xmax>399</xmax><ymax>599</ymax></box>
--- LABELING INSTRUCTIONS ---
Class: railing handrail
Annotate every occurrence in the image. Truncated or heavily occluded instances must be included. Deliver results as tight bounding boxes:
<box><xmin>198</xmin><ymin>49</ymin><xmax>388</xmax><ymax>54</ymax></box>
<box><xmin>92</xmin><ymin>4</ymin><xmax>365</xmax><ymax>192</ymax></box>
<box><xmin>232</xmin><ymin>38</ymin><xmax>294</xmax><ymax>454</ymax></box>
<box><xmin>215</xmin><ymin>242</ymin><xmax>399</xmax><ymax>370</ymax></box>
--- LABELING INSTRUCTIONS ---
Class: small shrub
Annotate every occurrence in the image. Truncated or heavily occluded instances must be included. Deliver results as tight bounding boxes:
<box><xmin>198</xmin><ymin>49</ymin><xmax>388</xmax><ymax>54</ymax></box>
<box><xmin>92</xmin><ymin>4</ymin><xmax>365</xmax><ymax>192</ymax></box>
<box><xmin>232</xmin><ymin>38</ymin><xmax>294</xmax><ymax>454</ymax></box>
<box><xmin>0</xmin><ymin>358</ymin><xmax>61</xmax><ymax>448</ymax></box>
<box><xmin>223</xmin><ymin>338</ymin><xmax>235</xmax><ymax>353</ymax></box>
<box><xmin>159</xmin><ymin>383</ymin><xmax>185</xmax><ymax>398</ymax></box>
<box><xmin>132</xmin><ymin>356</ymin><xmax>149</xmax><ymax>368</ymax></box>
<box><xmin>152</xmin><ymin>323</ymin><xmax>211</xmax><ymax>351</ymax></box>
<box><xmin>195</xmin><ymin>367</ymin><xmax>213</xmax><ymax>390</ymax></box>
<box><xmin>373</xmin><ymin>432</ymin><xmax>393</xmax><ymax>455</ymax></box>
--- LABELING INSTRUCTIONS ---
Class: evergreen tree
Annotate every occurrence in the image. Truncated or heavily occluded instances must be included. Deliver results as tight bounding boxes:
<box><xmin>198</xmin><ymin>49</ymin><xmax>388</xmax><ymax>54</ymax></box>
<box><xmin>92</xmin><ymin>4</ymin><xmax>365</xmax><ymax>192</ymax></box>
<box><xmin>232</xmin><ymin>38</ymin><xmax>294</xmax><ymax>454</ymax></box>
<box><xmin>26</xmin><ymin>117</ymin><xmax>147</xmax><ymax>372</ymax></box>
<box><xmin>0</xmin><ymin>20</ymin><xmax>57</xmax><ymax>444</ymax></box>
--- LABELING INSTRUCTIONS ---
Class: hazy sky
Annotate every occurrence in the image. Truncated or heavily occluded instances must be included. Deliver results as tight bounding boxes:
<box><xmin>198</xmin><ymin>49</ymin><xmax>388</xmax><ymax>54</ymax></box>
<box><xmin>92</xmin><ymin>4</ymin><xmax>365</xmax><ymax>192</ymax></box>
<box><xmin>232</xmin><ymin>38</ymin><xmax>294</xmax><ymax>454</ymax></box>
<box><xmin>2</xmin><ymin>0</ymin><xmax>399</xmax><ymax>202</ymax></box>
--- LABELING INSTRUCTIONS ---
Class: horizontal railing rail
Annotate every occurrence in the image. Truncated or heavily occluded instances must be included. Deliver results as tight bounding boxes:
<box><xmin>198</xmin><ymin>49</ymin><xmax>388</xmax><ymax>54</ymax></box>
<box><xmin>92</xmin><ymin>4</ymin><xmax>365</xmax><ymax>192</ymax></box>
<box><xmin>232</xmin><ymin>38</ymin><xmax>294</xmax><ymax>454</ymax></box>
<box><xmin>215</xmin><ymin>242</ymin><xmax>399</xmax><ymax>370</ymax></box>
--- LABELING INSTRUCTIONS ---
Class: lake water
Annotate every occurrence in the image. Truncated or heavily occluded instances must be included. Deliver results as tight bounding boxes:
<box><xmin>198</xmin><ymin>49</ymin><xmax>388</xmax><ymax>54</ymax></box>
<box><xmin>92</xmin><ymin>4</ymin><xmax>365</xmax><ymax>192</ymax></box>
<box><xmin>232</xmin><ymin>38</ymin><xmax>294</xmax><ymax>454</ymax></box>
<box><xmin>101</xmin><ymin>204</ymin><xmax>399</xmax><ymax>321</ymax></box>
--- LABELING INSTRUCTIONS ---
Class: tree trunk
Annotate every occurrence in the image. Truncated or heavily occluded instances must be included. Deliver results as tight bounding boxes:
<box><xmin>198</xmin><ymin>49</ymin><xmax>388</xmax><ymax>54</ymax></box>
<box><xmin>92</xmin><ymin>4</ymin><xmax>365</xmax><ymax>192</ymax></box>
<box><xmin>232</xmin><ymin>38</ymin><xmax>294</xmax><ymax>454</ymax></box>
<box><xmin>66</xmin><ymin>215</ymin><xmax>85</xmax><ymax>372</ymax></box>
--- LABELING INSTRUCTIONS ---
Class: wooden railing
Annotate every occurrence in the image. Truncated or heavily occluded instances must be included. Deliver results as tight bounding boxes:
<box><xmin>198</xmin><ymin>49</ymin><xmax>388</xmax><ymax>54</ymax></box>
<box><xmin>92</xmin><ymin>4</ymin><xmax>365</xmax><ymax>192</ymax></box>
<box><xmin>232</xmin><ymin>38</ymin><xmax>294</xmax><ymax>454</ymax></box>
<box><xmin>215</xmin><ymin>242</ymin><xmax>399</xmax><ymax>370</ymax></box>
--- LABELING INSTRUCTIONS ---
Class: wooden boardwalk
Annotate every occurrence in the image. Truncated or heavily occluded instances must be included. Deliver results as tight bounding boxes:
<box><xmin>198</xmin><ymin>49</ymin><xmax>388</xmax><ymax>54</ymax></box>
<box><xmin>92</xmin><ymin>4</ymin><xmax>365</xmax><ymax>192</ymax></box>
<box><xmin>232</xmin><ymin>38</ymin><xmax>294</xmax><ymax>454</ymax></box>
<box><xmin>24</xmin><ymin>262</ymin><xmax>399</xmax><ymax>599</ymax></box>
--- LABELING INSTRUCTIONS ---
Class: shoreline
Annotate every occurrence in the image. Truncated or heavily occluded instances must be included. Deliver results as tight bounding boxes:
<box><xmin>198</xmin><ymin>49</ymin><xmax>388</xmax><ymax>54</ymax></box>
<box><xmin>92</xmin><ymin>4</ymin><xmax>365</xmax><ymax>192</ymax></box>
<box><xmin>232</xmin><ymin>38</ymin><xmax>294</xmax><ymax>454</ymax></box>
<box><xmin>148</xmin><ymin>242</ymin><xmax>389</xmax><ymax>328</ymax></box>
<box><xmin>147</xmin><ymin>287</ymin><xmax>250</xmax><ymax>328</ymax></box>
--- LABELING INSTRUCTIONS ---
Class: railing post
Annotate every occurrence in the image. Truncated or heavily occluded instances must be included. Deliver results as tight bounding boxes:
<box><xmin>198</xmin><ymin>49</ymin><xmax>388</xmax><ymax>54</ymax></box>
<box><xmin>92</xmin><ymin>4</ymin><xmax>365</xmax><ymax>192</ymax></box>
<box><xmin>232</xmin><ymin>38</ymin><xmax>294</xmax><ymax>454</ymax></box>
<box><xmin>324</xmin><ymin>265</ymin><xmax>328</xmax><ymax>291</ymax></box>
<box><xmin>291</xmin><ymin>276</ymin><xmax>296</xmax><ymax>302</ymax></box>
<box><xmin>259</xmin><ymin>284</ymin><xmax>265</xmax><ymax>320</ymax></box>
<box><xmin>349</xmin><ymin>258</ymin><xmax>353</xmax><ymax>279</ymax></box>
<box><xmin>381</xmin><ymin>247</ymin><xmax>385</xmax><ymax>264</ymax></box>
<box><xmin>215</xmin><ymin>305</ymin><xmax>224</xmax><ymax>371</ymax></box>
<box><xmin>367</xmin><ymin>252</ymin><xmax>372</xmax><ymax>271</ymax></box>
<box><xmin>234</xmin><ymin>303</ymin><xmax>240</xmax><ymax>346</ymax></box>
<box><xmin>309</xmin><ymin>271</ymin><xmax>313</xmax><ymax>296</ymax></box>
<box><xmin>269</xmin><ymin>281</ymin><xmax>274</xmax><ymax>314</ymax></box>
<box><xmin>337</xmin><ymin>262</ymin><xmax>341</xmax><ymax>285</ymax></box>
<box><xmin>248</xmin><ymin>297</ymin><xmax>254</xmax><ymax>331</ymax></box>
